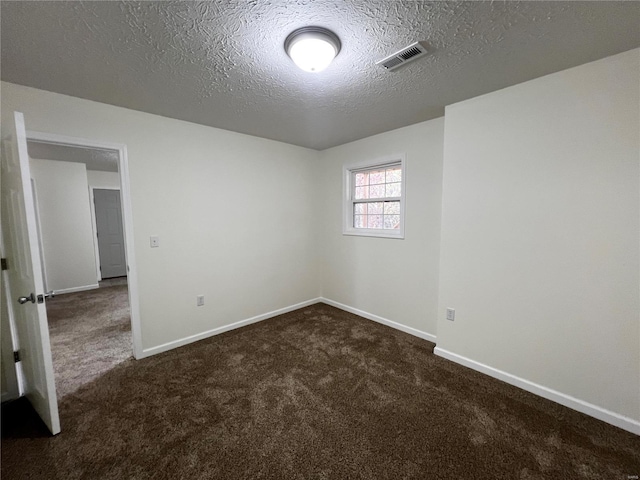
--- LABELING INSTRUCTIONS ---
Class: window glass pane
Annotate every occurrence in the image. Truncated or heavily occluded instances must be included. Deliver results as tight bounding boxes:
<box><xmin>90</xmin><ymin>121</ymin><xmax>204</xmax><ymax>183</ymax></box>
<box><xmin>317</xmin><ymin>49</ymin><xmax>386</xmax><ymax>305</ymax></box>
<box><xmin>383</xmin><ymin>215</ymin><xmax>400</xmax><ymax>229</ymax></box>
<box><xmin>383</xmin><ymin>201</ymin><xmax>400</xmax><ymax>215</ymax></box>
<box><xmin>385</xmin><ymin>182</ymin><xmax>401</xmax><ymax>197</ymax></box>
<box><xmin>355</xmin><ymin>172</ymin><xmax>369</xmax><ymax>187</ymax></box>
<box><xmin>347</xmin><ymin>160</ymin><xmax>403</xmax><ymax>236</ymax></box>
<box><xmin>386</xmin><ymin>167</ymin><xmax>401</xmax><ymax>183</ymax></box>
<box><xmin>369</xmin><ymin>170</ymin><xmax>385</xmax><ymax>185</ymax></box>
<box><xmin>370</xmin><ymin>184</ymin><xmax>385</xmax><ymax>198</ymax></box>
<box><xmin>368</xmin><ymin>215</ymin><xmax>383</xmax><ymax>229</ymax></box>
<box><xmin>355</xmin><ymin>186</ymin><xmax>369</xmax><ymax>199</ymax></box>
<box><xmin>368</xmin><ymin>202</ymin><xmax>383</xmax><ymax>214</ymax></box>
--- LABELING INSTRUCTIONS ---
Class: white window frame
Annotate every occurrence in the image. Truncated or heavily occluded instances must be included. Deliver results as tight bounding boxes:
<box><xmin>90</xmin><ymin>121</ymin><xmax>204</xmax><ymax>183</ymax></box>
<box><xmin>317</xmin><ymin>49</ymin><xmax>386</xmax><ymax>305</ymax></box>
<box><xmin>342</xmin><ymin>154</ymin><xmax>406</xmax><ymax>239</ymax></box>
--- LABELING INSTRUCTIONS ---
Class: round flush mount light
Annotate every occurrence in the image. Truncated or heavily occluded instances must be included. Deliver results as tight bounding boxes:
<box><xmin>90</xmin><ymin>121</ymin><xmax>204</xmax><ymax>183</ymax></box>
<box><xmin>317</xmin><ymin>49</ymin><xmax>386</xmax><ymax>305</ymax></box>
<box><xmin>284</xmin><ymin>26</ymin><xmax>341</xmax><ymax>73</ymax></box>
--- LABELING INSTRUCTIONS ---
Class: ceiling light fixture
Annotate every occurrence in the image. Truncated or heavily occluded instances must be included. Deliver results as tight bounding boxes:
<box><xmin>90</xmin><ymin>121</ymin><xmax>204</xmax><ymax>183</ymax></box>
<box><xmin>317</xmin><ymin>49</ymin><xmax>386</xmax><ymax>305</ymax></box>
<box><xmin>285</xmin><ymin>26</ymin><xmax>341</xmax><ymax>73</ymax></box>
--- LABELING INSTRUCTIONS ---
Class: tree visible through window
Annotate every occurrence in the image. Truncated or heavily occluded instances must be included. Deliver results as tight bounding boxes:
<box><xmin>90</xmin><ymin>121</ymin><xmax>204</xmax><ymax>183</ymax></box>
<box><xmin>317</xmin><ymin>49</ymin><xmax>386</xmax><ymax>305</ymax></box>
<box><xmin>343</xmin><ymin>156</ymin><xmax>405</xmax><ymax>238</ymax></box>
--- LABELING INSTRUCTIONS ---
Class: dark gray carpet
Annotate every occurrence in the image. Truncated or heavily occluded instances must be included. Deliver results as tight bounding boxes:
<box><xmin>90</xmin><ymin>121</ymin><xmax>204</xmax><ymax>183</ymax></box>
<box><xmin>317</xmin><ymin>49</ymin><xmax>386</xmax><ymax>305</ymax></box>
<box><xmin>2</xmin><ymin>300</ymin><xmax>639</xmax><ymax>479</ymax></box>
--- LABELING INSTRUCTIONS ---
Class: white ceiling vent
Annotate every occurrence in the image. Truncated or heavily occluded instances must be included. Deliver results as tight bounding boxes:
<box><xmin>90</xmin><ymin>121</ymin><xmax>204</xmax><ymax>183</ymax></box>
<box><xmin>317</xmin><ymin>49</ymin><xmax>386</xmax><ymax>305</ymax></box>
<box><xmin>376</xmin><ymin>42</ymin><xmax>428</xmax><ymax>71</ymax></box>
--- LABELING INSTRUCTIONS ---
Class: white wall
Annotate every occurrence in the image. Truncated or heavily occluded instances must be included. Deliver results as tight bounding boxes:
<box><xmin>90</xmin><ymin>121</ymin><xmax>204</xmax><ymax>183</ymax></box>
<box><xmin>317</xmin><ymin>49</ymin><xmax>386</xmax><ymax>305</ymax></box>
<box><xmin>87</xmin><ymin>170</ymin><xmax>120</xmax><ymax>189</ymax></box>
<box><xmin>318</xmin><ymin>119</ymin><xmax>444</xmax><ymax>338</ymax></box>
<box><xmin>30</xmin><ymin>159</ymin><xmax>98</xmax><ymax>293</ymax></box>
<box><xmin>1</xmin><ymin>82</ymin><xmax>321</xmax><ymax>353</ymax></box>
<box><xmin>436</xmin><ymin>49</ymin><xmax>640</xmax><ymax>425</ymax></box>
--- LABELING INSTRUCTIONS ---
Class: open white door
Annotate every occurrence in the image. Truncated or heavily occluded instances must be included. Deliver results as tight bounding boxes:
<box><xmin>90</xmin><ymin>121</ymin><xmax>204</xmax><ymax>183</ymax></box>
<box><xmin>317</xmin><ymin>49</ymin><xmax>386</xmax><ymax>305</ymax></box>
<box><xmin>1</xmin><ymin>112</ymin><xmax>60</xmax><ymax>435</ymax></box>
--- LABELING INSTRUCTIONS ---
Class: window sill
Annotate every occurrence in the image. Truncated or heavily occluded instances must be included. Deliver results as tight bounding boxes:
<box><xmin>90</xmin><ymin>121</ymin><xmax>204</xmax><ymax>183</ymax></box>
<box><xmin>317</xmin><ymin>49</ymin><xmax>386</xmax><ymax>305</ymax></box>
<box><xmin>342</xmin><ymin>229</ymin><xmax>405</xmax><ymax>239</ymax></box>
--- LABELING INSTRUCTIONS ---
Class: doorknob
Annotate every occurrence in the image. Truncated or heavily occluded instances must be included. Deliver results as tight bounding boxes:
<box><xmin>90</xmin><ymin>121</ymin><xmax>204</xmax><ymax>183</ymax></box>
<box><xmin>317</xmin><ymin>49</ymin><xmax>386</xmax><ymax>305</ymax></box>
<box><xmin>37</xmin><ymin>291</ymin><xmax>55</xmax><ymax>303</ymax></box>
<box><xmin>18</xmin><ymin>293</ymin><xmax>36</xmax><ymax>304</ymax></box>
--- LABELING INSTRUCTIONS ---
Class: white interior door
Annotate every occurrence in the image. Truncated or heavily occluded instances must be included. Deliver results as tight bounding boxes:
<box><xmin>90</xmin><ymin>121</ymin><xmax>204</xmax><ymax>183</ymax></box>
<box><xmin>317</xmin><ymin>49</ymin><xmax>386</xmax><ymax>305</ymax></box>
<box><xmin>1</xmin><ymin>111</ymin><xmax>60</xmax><ymax>435</ymax></box>
<box><xmin>1</xmin><ymin>236</ymin><xmax>21</xmax><ymax>402</ymax></box>
<box><xmin>94</xmin><ymin>189</ymin><xmax>127</xmax><ymax>279</ymax></box>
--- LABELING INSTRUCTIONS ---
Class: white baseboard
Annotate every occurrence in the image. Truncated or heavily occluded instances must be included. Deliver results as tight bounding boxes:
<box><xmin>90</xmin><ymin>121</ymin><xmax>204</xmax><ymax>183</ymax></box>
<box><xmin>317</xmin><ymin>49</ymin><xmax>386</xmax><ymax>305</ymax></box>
<box><xmin>434</xmin><ymin>347</ymin><xmax>640</xmax><ymax>436</ymax></box>
<box><xmin>319</xmin><ymin>297</ymin><xmax>437</xmax><ymax>343</ymax></box>
<box><xmin>140</xmin><ymin>298</ymin><xmax>323</xmax><ymax>358</ymax></box>
<box><xmin>53</xmin><ymin>284</ymin><xmax>99</xmax><ymax>295</ymax></box>
<box><xmin>135</xmin><ymin>296</ymin><xmax>638</xmax><ymax>435</ymax></box>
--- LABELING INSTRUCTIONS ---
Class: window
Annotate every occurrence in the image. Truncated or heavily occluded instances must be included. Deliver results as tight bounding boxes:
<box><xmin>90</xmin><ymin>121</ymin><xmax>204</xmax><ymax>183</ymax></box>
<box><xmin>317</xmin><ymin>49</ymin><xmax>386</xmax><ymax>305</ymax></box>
<box><xmin>343</xmin><ymin>155</ymin><xmax>406</xmax><ymax>239</ymax></box>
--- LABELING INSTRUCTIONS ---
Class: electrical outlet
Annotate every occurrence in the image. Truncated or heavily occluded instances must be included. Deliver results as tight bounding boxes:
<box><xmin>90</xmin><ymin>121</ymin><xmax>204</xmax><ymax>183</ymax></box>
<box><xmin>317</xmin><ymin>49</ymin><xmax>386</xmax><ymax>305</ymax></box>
<box><xmin>196</xmin><ymin>295</ymin><xmax>205</xmax><ymax>307</ymax></box>
<box><xmin>150</xmin><ymin>235</ymin><xmax>160</xmax><ymax>248</ymax></box>
<box><xmin>446</xmin><ymin>308</ymin><xmax>455</xmax><ymax>321</ymax></box>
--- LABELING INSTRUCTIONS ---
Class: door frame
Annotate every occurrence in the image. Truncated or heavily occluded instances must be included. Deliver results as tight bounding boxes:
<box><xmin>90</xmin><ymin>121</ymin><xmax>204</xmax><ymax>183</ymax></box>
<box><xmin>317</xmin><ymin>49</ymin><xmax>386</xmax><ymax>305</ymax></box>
<box><xmin>89</xmin><ymin>186</ymin><xmax>122</xmax><ymax>282</ymax></box>
<box><xmin>30</xmin><ymin>178</ymin><xmax>49</xmax><ymax>293</ymax></box>
<box><xmin>25</xmin><ymin>130</ymin><xmax>143</xmax><ymax>359</ymax></box>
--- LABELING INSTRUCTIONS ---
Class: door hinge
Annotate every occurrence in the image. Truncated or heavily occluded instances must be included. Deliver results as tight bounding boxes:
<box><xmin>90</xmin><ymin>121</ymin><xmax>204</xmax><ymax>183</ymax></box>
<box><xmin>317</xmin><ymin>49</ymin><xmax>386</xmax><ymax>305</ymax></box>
<box><xmin>14</xmin><ymin>351</ymin><xmax>20</xmax><ymax>363</ymax></box>
<box><xmin>1</xmin><ymin>258</ymin><xmax>8</xmax><ymax>271</ymax></box>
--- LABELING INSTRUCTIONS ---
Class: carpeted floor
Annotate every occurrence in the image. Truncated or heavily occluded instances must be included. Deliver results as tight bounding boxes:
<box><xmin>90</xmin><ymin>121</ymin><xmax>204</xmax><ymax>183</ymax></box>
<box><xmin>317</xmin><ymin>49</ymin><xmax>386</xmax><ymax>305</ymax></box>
<box><xmin>2</xmin><ymin>302</ymin><xmax>639</xmax><ymax>479</ymax></box>
<box><xmin>46</xmin><ymin>284</ymin><xmax>132</xmax><ymax>399</ymax></box>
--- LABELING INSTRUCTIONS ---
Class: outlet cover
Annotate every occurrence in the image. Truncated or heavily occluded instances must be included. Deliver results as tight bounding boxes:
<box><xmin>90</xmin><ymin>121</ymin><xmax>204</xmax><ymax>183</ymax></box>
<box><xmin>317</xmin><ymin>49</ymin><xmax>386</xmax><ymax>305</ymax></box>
<box><xmin>446</xmin><ymin>308</ymin><xmax>455</xmax><ymax>321</ymax></box>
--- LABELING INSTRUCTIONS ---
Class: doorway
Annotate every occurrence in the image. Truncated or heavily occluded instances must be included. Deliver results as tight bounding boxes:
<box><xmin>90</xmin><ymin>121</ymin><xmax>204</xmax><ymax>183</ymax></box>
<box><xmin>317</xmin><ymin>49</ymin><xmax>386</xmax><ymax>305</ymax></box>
<box><xmin>2</xmin><ymin>129</ymin><xmax>143</xmax><ymax>407</ymax></box>
<box><xmin>28</xmin><ymin>138</ymin><xmax>138</xmax><ymax>400</ymax></box>
<box><xmin>92</xmin><ymin>188</ymin><xmax>127</xmax><ymax>280</ymax></box>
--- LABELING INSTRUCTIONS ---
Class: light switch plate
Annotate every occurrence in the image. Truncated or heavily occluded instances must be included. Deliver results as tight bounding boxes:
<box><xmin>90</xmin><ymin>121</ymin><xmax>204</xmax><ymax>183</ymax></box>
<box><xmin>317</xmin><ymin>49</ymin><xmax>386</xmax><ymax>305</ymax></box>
<box><xmin>446</xmin><ymin>308</ymin><xmax>455</xmax><ymax>321</ymax></box>
<box><xmin>150</xmin><ymin>236</ymin><xmax>160</xmax><ymax>248</ymax></box>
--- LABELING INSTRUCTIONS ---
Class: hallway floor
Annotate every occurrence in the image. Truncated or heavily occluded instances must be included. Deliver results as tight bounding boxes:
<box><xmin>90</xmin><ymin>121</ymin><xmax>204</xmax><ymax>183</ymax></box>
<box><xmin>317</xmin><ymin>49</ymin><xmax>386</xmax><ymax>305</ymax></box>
<box><xmin>46</xmin><ymin>282</ymin><xmax>131</xmax><ymax>399</ymax></box>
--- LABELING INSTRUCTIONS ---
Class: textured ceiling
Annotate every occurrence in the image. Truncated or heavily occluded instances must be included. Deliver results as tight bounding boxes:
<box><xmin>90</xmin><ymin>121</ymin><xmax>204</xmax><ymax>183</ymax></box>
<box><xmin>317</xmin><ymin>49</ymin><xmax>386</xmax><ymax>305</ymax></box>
<box><xmin>27</xmin><ymin>141</ymin><xmax>119</xmax><ymax>172</ymax></box>
<box><xmin>2</xmin><ymin>1</ymin><xmax>639</xmax><ymax>150</ymax></box>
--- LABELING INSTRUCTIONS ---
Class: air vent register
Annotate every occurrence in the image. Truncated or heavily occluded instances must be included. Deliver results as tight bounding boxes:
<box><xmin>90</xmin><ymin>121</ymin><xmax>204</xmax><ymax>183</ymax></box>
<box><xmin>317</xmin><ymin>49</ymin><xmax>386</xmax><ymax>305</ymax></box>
<box><xmin>377</xmin><ymin>42</ymin><xmax>428</xmax><ymax>71</ymax></box>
